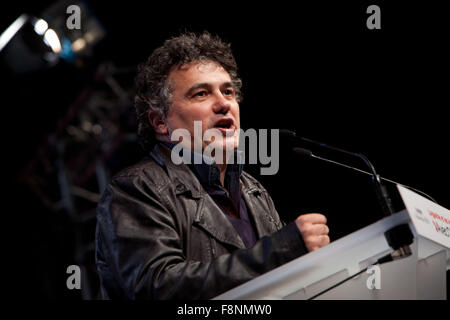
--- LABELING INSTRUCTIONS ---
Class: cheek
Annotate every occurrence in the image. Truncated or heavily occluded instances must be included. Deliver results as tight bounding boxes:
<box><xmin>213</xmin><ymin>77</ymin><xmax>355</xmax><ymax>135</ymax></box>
<box><xmin>232</xmin><ymin>104</ymin><xmax>240</xmax><ymax>127</ymax></box>
<box><xmin>165</xmin><ymin>114</ymin><xmax>183</xmax><ymax>132</ymax></box>
<box><xmin>167</xmin><ymin>104</ymin><xmax>195</xmax><ymax>129</ymax></box>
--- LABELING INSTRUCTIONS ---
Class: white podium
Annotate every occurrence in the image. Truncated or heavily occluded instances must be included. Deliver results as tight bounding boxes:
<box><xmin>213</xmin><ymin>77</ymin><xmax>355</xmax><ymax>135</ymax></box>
<box><xmin>214</xmin><ymin>209</ymin><xmax>449</xmax><ymax>300</ymax></box>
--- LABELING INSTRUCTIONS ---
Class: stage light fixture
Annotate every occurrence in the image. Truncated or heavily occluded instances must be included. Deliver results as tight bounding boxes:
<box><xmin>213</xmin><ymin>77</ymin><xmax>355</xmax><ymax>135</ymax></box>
<box><xmin>0</xmin><ymin>0</ymin><xmax>105</xmax><ymax>75</ymax></box>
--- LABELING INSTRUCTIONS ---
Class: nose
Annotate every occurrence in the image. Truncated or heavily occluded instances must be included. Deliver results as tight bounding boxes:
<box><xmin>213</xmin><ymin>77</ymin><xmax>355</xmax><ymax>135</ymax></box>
<box><xmin>212</xmin><ymin>91</ymin><xmax>231</xmax><ymax>115</ymax></box>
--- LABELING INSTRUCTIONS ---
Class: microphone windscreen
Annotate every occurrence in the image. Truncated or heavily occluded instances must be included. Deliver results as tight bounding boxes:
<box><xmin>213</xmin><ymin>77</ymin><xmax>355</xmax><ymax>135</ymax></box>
<box><xmin>279</xmin><ymin>129</ymin><xmax>297</xmax><ymax>139</ymax></box>
<box><xmin>292</xmin><ymin>147</ymin><xmax>313</xmax><ymax>158</ymax></box>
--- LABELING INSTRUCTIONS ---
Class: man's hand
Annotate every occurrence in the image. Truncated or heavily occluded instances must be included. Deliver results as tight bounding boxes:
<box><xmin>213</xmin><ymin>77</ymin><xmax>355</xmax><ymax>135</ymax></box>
<box><xmin>295</xmin><ymin>213</ymin><xmax>330</xmax><ymax>252</ymax></box>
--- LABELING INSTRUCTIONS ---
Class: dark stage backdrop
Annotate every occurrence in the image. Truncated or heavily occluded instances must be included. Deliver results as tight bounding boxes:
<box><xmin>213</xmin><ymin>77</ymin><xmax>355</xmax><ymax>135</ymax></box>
<box><xmin>2</xmin><ymin>1</ymin><xmax>448</xmax><ymax>299</ymax></box>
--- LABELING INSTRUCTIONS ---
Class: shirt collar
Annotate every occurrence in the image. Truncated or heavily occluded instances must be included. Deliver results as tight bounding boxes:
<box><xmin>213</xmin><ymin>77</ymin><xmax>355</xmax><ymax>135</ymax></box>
<box><xmin>150</xmin><ymin>141</ymin><xmax>244</xmax><ymax>194</ymax></box>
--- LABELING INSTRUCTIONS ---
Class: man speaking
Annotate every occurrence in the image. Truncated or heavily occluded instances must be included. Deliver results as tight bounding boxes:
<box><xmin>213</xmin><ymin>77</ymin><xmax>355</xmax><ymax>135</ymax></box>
<box><xmin>95</xmin><ymin>31</ymin><xmax>330</xmax><ymax>299</ymax></box>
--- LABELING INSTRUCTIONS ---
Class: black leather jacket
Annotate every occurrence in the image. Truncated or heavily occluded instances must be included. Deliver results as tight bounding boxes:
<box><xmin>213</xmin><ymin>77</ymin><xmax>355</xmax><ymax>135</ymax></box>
<box><xmin>95</xmin><ymin>144</ymin><xmax>308</xmax><ymax>299</ymax></box>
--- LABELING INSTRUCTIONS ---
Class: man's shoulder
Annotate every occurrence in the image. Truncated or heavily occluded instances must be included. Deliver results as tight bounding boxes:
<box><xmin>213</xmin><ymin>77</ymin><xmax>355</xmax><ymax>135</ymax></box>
<box><xmin>111</xmin><ymin>156</ymin><xmax>169</xmax><ymax>188</ymax></box>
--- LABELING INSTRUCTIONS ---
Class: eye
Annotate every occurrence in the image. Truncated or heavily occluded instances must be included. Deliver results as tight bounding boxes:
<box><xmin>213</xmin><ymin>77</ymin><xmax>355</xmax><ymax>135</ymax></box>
<box><xmin>193</xmin><ymin>90</ymin><xmax>207</xmax><ymax>97</ymax></box>
<box><xmin>224</xmin><ymin>88</ymin><xmax>235</xmax><ymax>96</ymax></box>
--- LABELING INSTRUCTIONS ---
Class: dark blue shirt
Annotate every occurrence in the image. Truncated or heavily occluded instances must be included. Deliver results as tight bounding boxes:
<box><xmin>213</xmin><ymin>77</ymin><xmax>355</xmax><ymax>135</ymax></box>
<box><xmin>150</xmin><ymin>142</ymin><xmax>257</xmax><ymax>248</ymax></box>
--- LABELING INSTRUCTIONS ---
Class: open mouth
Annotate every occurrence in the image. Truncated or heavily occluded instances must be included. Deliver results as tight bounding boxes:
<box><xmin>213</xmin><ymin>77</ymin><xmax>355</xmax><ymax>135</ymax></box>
<box><xmin>213</xmin><ymin>118</ymin><xmax>234</xmax><ymax>130</ymax></box>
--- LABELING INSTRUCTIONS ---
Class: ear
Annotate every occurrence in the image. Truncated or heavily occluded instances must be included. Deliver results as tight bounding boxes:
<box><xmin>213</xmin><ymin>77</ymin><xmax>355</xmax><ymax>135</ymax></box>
<box><xmin>148</xmin><ymin>110</ymin><xmax>168</xmax><ymax>135</ymax></box>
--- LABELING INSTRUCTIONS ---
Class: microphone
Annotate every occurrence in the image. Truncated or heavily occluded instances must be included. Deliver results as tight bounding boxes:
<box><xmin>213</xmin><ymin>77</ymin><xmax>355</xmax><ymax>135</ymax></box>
<box><xmin>283</xmin><ymin>131</ymin><xmax>420</xmax><ymax>300</ymax></box>
<box><xmin>292</xmin><ymin>147</ymin><xmax>313</xmax><ymax>158</ymax></box>
<box><xmin>281</xmin><ymin>129</ymin><xmax>395</xmax><ymax>217</ymax></box>
<box><xmin>291</xmin><ymin>147</ymin><xmax>437</xmax><ymax>204</ymax></box>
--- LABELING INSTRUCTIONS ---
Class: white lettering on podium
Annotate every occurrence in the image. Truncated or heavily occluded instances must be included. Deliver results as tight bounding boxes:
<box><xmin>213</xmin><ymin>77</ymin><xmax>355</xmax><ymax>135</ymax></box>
<box><xmin>366</xmin><ymin>265</ymin><xmax>381</xmax><ymax>290</ymax></box>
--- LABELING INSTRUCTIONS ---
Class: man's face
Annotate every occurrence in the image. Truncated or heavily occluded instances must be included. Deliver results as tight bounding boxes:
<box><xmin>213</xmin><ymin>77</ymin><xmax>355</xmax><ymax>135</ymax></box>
<box><xmin>164</xmin><ymin>60</ymin><xmax>240</xmax><ymax>155</ymax></box>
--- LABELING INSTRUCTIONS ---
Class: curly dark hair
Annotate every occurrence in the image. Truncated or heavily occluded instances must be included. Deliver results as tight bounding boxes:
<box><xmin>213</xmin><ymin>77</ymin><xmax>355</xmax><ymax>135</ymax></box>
<box><xmin>134</xmin><ymin>31</ymin><xmax>243</xmax><ymax>151</ymax></box>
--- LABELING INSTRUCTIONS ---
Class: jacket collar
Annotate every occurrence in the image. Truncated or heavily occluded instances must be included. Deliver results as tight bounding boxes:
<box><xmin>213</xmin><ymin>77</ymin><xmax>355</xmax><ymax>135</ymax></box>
<box><xmin>149</xmin><ymin>142</ymin><xmax>270</xmax><ymax>249</ymax></box>
<box><xmin>153</xmin><ymin>141</ymin><xmax>244</xmax><ymax>208</ymax></box>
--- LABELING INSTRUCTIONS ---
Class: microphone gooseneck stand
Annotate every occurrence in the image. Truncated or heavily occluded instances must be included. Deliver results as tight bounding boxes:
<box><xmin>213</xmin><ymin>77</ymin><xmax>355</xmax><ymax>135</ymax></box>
<box><xmin>282</xmin><ymin>130</ymin><xmax>395</xmax><ymax>217</ymax></box>
<box><xmin>280</xmin><ymin>130</ymin><xmax>418</xmax><ymax>299</ymax></box>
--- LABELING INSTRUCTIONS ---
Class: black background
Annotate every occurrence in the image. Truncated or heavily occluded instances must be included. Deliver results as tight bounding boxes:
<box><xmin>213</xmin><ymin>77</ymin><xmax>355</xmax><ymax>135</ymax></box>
<box><xmin>1</xmin><ymin>0</ymin><xmax>448</xmax><ymax>299</ymax></box>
